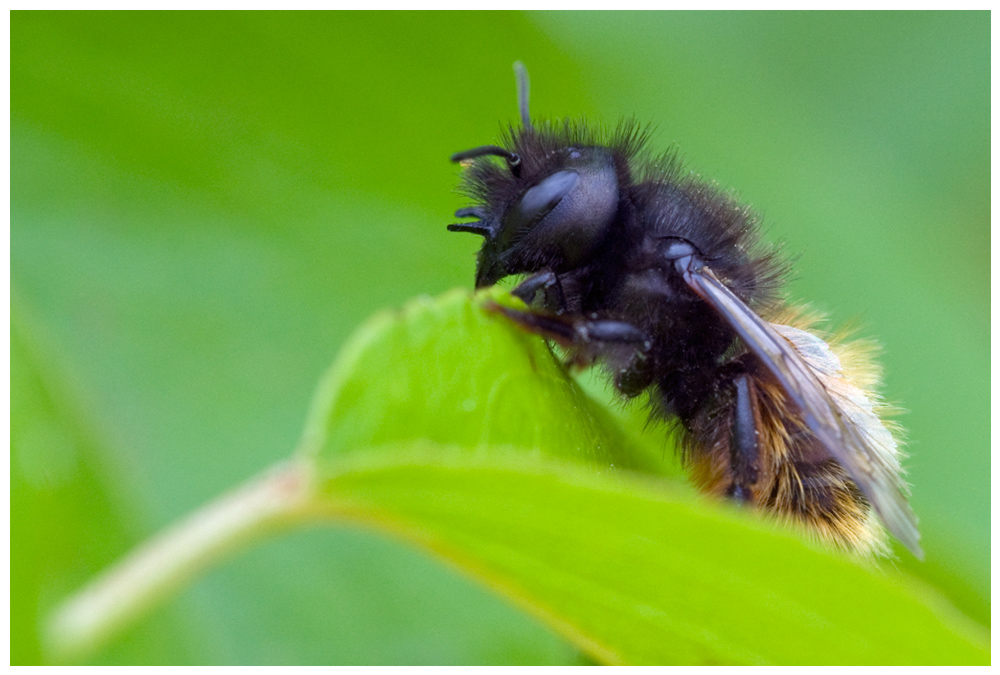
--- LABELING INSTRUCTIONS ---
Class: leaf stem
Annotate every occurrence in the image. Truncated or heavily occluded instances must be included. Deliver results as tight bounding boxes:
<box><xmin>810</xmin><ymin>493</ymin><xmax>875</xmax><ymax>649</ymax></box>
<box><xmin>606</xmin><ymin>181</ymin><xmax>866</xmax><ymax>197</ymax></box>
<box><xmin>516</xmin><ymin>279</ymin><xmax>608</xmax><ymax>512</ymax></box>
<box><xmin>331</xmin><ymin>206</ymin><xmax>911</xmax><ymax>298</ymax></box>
<box><xmin>46</xmin><ymin>459</ymin><xmax>316</xmax><ymax>663</ymax></box>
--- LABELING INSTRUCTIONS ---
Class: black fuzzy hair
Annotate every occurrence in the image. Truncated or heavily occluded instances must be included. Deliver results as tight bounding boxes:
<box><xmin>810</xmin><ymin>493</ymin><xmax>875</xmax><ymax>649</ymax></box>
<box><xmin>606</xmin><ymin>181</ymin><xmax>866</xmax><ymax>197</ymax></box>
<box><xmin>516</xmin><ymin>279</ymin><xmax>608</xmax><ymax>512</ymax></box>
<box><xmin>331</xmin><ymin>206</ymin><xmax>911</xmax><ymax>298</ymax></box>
<box><xmin>458</xmin><ymin>118</ymin><xmax>648</xmax><ymax>209</ymax></box>
<box><xmin>457</xmin><ymin>117</ymin><xmax>788</xmax><ymax>314</ymax></box>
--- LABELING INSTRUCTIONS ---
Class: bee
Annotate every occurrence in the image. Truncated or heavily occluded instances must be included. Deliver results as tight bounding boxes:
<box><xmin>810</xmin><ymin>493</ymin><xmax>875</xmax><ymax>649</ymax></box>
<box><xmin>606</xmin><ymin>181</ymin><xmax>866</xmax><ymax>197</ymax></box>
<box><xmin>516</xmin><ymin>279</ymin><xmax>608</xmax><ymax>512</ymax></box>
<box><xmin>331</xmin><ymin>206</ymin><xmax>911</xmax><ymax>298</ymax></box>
<box><xmin>447</xmin><ymin>63</ymin><xmax>921</xmax><ymax>559</ymax></box>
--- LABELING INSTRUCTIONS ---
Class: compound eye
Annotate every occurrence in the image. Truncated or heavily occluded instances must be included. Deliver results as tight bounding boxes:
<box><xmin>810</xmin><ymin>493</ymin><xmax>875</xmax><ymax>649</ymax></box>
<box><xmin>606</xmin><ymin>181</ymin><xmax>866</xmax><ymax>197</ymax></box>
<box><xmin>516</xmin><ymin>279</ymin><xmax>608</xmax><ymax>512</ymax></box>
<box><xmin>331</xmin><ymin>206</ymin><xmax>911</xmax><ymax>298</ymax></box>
<box><xmin>502</xmin><ymin>169</ymin><xmax>579</xmax><ymax>244</ymax></box>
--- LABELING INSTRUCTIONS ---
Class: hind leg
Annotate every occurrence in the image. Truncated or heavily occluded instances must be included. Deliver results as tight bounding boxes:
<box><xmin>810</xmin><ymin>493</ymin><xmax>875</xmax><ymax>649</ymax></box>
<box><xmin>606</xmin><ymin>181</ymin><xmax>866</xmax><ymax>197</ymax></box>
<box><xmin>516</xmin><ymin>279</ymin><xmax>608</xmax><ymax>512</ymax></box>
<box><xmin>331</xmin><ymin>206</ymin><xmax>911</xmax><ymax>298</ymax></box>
<box><xmin>725</xmin><ymin>373</ymin><xmax>762</xmax><ymax>503</ymax></box>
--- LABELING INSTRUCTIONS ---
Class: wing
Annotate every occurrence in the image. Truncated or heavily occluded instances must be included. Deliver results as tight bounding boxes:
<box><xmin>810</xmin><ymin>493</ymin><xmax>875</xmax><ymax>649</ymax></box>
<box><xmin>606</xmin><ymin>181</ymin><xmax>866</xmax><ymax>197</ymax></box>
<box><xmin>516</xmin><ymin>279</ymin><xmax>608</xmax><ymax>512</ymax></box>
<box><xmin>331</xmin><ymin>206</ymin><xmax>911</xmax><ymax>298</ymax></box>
<box><xmin>684</xmin><ymin>265</ymin><xmax>922</xmax><ymax>558</ymax></box>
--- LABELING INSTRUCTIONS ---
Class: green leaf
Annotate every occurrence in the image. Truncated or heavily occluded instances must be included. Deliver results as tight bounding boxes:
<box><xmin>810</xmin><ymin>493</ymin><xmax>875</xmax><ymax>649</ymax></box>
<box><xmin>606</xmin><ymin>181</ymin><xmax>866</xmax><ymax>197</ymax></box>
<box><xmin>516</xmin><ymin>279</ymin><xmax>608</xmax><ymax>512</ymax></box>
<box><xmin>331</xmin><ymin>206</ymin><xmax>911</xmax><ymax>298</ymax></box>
<box><xmin>295</xmin><ymin>290</ymin><xmax>988</xmax><ymax>665</ymax></box>
<box><xmin>317</xmin><ymin>447</ymin><xmax>990</xmax><ymax>665</ymax></box>
<box><xmin>298</xmin><ymin>287</ymin><xmax>670</xmax><ymax>476</ymax></box>
<box><xmin>49</xmin><ymin>289</ymin><xmax>988</xmax><ymax>665</ymax></box>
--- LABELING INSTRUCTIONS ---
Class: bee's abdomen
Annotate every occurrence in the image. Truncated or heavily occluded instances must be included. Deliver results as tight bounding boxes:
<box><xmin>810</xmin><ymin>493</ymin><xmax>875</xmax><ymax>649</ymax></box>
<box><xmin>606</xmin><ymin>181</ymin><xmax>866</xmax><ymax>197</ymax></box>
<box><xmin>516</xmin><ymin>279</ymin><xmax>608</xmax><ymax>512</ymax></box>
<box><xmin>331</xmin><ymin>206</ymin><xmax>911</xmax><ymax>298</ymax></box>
<box><xmin>758</xmin><ymin>454</ymin><xmax>881</xmax><ymax>554</ymax></box>
<box><xmin>684</xmin><ymin>370</ymin><xmax>888</xmax><ymax>557</ymax></box>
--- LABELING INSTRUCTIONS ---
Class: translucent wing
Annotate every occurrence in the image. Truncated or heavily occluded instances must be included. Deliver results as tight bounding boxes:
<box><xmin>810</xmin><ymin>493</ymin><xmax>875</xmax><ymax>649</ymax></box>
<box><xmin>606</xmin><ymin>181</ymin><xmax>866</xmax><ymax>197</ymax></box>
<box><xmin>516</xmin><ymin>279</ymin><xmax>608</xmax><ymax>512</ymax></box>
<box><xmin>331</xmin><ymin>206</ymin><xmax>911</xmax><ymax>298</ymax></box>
<box><xmin>684</xmin><ymin>265</ymin><xmax>922</xmax><ymax>558</ymax></box>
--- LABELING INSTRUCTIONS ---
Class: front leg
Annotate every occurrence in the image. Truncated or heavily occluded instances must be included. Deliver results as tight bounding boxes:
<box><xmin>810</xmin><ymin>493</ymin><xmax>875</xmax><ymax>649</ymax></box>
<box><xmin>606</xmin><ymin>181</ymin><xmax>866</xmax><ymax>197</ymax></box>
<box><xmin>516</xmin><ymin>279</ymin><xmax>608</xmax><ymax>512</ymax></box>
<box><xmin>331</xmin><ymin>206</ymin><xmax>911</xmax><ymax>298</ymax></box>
<box><xmin>512</xmin><ymin>271</ymin><xmax>567</xmax><ymax>313</ymax></box>
<box><xmin>492</xmin><ymin>303</ymin><xmax>653</xmax><ymax>385</ymax></box>
<box><xmin>495</xmin><ymin>305</ymin><xmax>649</xmax><ymax>350</ymax></box>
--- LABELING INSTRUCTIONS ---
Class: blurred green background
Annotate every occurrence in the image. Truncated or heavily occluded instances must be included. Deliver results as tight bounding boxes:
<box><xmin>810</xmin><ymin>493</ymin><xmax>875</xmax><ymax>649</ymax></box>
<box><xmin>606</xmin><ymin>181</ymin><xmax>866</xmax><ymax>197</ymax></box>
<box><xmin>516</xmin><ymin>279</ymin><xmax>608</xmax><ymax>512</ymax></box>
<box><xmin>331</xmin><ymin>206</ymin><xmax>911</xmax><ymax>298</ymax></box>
<box><xmin>11</xmin><ymin>11</ymin><xmax>989</xmax><ymax>665</ymax></box>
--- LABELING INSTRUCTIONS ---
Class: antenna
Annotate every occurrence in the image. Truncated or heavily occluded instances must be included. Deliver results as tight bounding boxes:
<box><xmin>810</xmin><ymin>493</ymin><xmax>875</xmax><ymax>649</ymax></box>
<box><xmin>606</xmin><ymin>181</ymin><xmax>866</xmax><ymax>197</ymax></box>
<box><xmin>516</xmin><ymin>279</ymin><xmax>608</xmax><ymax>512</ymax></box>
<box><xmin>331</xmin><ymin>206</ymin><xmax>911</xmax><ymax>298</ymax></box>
<box><xmin>450</xmin><ymin>145</ymin><xmax>519</xmax><ymax>165</ymax></box>
<box><xmin>513</xmin><ymin>61</ymin><xmax>532</xmax><ymax>130</ymax></box>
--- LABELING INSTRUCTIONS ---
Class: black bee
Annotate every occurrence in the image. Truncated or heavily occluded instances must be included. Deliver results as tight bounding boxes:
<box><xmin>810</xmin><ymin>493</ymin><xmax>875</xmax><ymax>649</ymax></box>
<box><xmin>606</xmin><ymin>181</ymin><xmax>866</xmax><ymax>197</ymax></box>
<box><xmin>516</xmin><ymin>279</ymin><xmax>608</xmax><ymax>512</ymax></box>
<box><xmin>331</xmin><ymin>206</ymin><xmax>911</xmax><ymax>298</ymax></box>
<box><xmin>447</xmin><ymin>63</ymin><xmax>920</xmax><ymax>559</ymax></box>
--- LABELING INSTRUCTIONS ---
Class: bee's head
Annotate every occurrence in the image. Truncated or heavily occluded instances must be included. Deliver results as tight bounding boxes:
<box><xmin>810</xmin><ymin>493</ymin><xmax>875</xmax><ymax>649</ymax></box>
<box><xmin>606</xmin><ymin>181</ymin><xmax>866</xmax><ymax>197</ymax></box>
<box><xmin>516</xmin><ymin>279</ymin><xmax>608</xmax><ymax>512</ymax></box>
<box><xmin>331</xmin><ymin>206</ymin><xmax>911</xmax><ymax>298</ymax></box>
<box><xmin>448</xmin><ymin>63</ymin><xmax>621</xmax><ymax>288</ymax></box>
